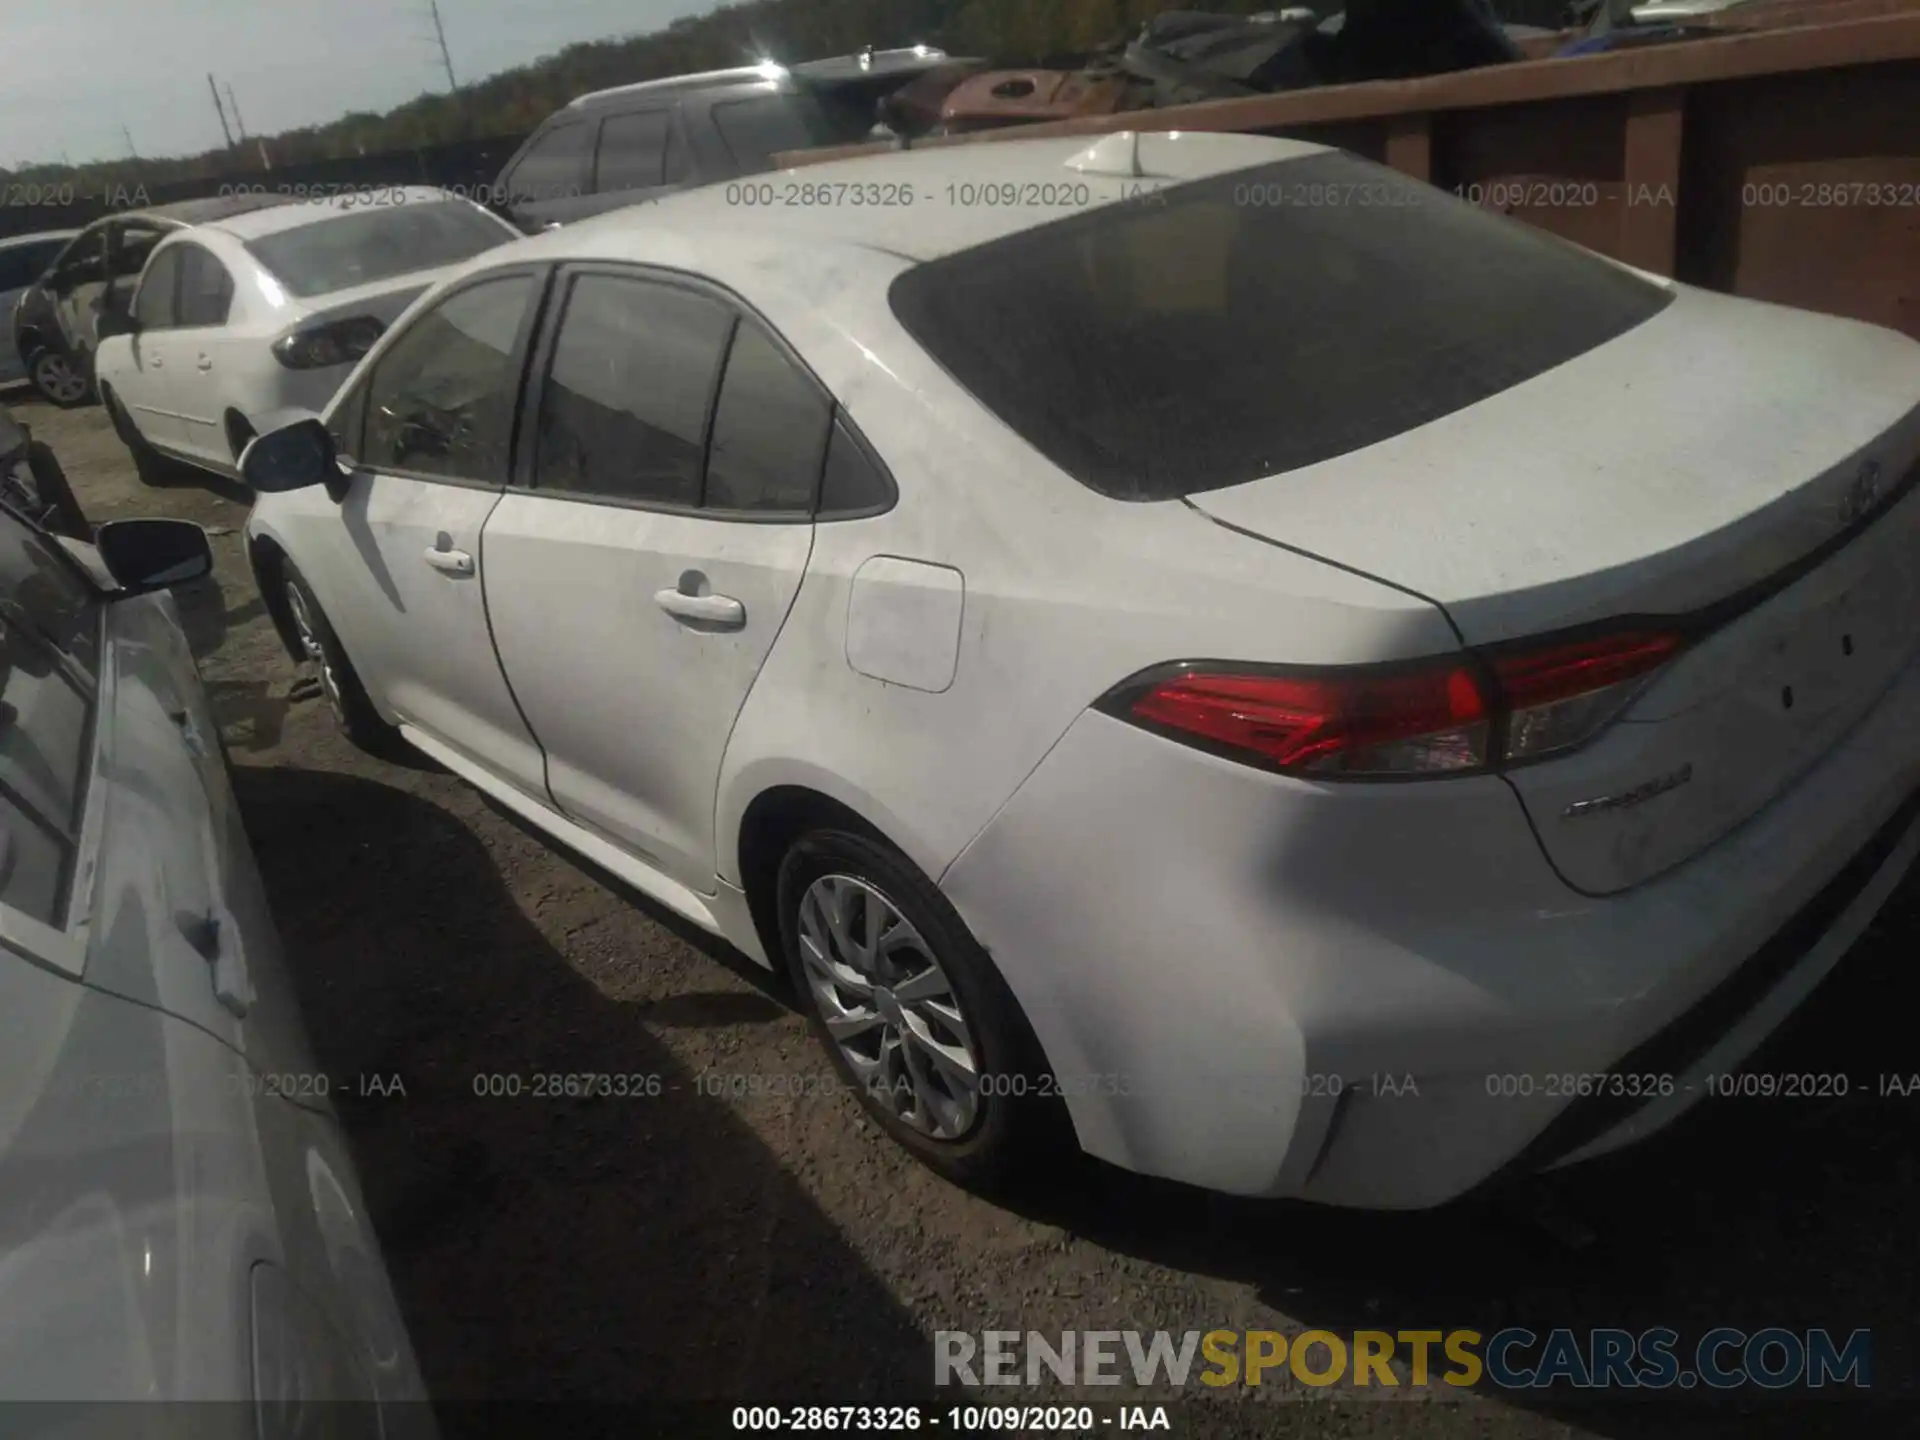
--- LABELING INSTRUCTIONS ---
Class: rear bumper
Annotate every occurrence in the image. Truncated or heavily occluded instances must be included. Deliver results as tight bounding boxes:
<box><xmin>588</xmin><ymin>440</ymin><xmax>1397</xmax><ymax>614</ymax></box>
<box><xmin>941</xmin><ymin>644</ymin><xmax>1920</xmax><ymax>1208</ymax></box>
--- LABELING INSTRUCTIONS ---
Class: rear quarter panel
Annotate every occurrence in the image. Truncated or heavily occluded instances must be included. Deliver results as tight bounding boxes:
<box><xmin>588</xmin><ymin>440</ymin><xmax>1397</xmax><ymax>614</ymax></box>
<box><xmin>707</xmin><ymin>248</ymin><xmax>1458</xmax><ymax>888</ymax></box>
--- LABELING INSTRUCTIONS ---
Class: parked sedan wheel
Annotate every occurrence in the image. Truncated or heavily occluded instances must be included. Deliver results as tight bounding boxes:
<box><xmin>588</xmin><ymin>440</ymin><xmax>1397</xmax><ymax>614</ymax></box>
<box><xmin>282</xmin><ymin>563</ymin><xmax>402</xmax><ymax>755</ymax></box>
<box><xmin>26</xmin><ymin>348</ymin><xmax>92</xmax><ymax>408</ymax></box>
<box><xmin>777</xmin><ymin>828</ymin><xmax>1068</xmax><ymax>1190</ymax></box>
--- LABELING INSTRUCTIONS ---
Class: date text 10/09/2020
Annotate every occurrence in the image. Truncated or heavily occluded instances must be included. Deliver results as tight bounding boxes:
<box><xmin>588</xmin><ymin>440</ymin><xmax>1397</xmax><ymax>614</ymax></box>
<box><xmin>731</xmin><ymin>1406</ymin><xmax>1170</xmax><ymax>1432</ymax></box>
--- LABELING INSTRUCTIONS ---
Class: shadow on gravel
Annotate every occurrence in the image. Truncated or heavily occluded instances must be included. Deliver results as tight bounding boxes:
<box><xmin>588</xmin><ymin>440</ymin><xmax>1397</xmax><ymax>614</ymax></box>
<box><xmin>1001</xmin><ymin>870</ymin><xmax>1920</xmax><ymax>1440</ymax></box>
<box><xmin>232</xmin><ymin>764</ymin><xmax>935</xmax><ymax>1428</ymax></box>
<box><xmin>469</xmin><ymin>787</ymin><xmax>801</xmax><ymax>1011</ymax></box>
<box><xmin>148</xmin><ymin>453</ymin><xmax>251</xmax><ymax>505</ymax></box>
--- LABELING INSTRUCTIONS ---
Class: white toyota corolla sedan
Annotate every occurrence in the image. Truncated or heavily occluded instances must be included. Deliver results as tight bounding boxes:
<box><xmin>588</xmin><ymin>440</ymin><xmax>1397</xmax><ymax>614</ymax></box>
<box><xmin>238</xmin><ymin>132</ymin><xmax>1920</xmax><ymax>1209</ymax></box>
<box><xmin>93</xmin><ymin>187</ymin><xmax>518</xmax><ymax>485</ymax></box>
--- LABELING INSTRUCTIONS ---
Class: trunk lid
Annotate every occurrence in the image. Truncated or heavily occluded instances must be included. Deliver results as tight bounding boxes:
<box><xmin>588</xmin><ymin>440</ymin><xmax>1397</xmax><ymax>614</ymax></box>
<box><xmin>296</xmin><ymin>266</ymin><xmax>456</xmax><ymax>332</ymax></box>
<box><xmin>1188</xmin><ymin>286</ymin><xmax>1920</xmax><ymax>892</ymax></box>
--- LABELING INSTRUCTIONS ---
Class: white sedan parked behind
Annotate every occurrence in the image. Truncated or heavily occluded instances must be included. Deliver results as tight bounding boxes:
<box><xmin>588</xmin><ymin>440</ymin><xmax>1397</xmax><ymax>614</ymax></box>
<box><xmin>240</xmin><ymin>132</ymin><xmax>1920</xmax><ymax>1209</ymax></box>
<box><xmin>94</xmin><ymin>187</ymin><xmax>518</xmax><ymax>485</ymax></box>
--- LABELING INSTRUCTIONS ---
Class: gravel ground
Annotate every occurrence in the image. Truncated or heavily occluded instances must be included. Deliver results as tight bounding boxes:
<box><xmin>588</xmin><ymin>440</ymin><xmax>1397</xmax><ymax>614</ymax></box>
<box><xmin>18</xmin><ymin>387</ymin><xmax>1917</xmax><ymax>1439</ymax></box>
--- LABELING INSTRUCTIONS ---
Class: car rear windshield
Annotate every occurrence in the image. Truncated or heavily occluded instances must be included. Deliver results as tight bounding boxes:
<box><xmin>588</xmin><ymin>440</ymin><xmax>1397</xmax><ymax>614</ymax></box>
<box><xmin>888</xmin><ymin>151</ymin><xmax>1675</xmax><ymax>501</ymax></box>
<box><xmin>246</xmin><ymin>201</ymin><xmax>512</xmax><ymax>298</ymax></box>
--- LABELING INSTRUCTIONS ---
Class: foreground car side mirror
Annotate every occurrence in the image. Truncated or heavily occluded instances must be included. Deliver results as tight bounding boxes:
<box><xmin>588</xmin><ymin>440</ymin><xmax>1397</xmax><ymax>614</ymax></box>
<box><xmin>95</xmin><ymin>518</ymin><xmax>213</xmax><ymax>597</ymax></box>
<box><xmin>241</xmin><ymin>417</ymin><xmax>337</xmax><ymax>494</ymax></box>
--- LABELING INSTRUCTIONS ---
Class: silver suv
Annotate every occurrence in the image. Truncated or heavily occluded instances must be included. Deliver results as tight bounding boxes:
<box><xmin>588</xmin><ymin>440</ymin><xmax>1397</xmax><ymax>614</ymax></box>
<box><xmin>495</xmin><ymin>47</ymin><xmax>969</xmax><ymax>231</ymax></box>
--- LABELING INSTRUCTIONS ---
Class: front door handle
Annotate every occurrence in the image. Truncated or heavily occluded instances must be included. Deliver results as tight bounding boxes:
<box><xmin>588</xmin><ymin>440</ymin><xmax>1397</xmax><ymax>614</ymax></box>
<box><xmin>423</xmin><ymin>546</ymin><xmax>475</xmax><ymax>576</ymax></box>
<box><xmin>654</xmin><ymin>588</ymin><xmax>745</xmax><ymax>629</ymax></box>
<box><xmin>175</xmin><ymin>906</ymin><xmax>253</xmax><ymax>1018</ymax></box>
<box><xmin>196</xmin><ymin>355</ymin><xmax>212</xmax><ymax>371</ymax></box>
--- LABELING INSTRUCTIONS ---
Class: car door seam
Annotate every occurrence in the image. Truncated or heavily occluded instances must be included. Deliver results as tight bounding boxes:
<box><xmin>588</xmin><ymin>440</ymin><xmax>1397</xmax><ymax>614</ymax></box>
<box><xmin>472</xmin><ymin>485</ymin><xmax>561</xmax><ymax>811</ymax></box>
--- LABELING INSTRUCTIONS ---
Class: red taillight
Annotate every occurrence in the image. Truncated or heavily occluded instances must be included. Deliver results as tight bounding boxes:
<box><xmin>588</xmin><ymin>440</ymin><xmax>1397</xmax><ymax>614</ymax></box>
<box><xmin>1490</xmin><ymin>632</ymin><xmax>1682</xmax><ymax>711</ymax></box>
<box><xmin>1491</xmin><ymin>631</ymin><xmax>1682</xmax><ymax>762</ymax></box>
<box><xmin>271</xmin><ymin>314</ymin><xmax>387</xmax><ymax>371</ymax></box>
<box><xmin>1109</xmin><ymin>629</ymin><xmax>1683</xmax><ymax>778</ymax></box>
<box><xmin>1127</xmin><ymin>664</ymin><xmax>1490</xmax><ymax>776</ymax></box>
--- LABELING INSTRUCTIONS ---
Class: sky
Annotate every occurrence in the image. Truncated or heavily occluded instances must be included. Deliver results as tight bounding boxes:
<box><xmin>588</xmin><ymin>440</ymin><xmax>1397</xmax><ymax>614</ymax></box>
<box><xmin>0</xmin><ymin>0</ymin><xmax>723</xmax><ymax>169</ymax></box>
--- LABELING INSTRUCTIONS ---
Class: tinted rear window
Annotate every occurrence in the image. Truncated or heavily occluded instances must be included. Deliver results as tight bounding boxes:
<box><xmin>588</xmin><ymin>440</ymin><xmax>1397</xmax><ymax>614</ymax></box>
<box><xmin>889</xmin><ymin>151</ymin><xmax>1675</xmax><ymax>501</ymax></box>
<box><xmin>246</xmin><ymin>201</ymin><xmax>512</xmax><ymax>298</ymax></box>
<box><xmin>711</xmin><ymin>93</ymin><xmax>842</xmax><ymax>171</ymax></box>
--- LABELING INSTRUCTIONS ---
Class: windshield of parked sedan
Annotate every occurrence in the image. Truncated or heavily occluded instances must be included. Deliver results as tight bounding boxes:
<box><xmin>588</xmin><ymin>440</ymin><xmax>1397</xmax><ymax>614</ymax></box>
<box><xmin>244</xmin><ymin>201</ymin><xmax>513</xmax><ymax>298</ymax></box>
<box><xmin>888</xmin><ymin>151</ymin><xmax>1676</xmax><ymax>501</ymax></box>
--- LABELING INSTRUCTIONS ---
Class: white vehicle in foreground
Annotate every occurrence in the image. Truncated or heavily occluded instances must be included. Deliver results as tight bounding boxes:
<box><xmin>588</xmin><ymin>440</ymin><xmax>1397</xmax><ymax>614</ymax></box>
<box><xmin>240</xmin><ymin>132</ymin><xmax>1920</xmax><ymax>1209</ymax></box>
<box><xmin>0</xmin><ymin>499</ymin><xmax>430</xmax><ymax>1426</ymax></box>
<box><xmin>94</xmin><ymin>187</ymin><xmax>518</xmax><ymax>485</ymax></box>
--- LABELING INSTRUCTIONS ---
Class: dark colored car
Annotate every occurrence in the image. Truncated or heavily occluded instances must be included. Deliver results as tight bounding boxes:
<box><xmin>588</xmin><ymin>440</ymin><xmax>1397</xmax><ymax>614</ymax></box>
<box><xmin>494</xmin><ymin>46</ymin><xmax>978</xmax><ymax>233</ymax></box>
<box><xmin>10</xmin><ymin>193</ymin><xmax>298</xmax><ymax>409</ymax></box>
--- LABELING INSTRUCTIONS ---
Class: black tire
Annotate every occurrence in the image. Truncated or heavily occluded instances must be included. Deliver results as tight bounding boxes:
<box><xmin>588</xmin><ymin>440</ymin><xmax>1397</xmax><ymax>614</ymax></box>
<box><xmin>777</xmin><ymin>828</ymin><xmax>1070</xmax><ymax>1191</ymax></box>
<box><xmin>25</xmin><ymin>347</ymin><xmax>93</xmax><ymax>409</ymax></box>
<box><xmin>281</xmin><ymin>561</ymin><xmax>403</xmax><ymax>756</ymax></box>
<box><xmin>226</xmin><ymin>414</ymin><xmax>256</xmax><ymax>464</ymax></box>
<box><xmin>102</xmin><ymin>387</ymin><xmax>174</xmax><ymax>487</ymax></box>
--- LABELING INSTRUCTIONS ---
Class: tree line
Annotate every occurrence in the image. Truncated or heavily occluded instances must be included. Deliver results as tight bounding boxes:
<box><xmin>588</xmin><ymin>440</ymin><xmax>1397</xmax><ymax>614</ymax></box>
<box><xmin>3</xmin><ymin>0</ymin><xmax>1568</xmax><ymax>189</ymax></box>
<box><xmin>1</xmin><ymin>0</ymin><xmax>1287</xmax><ymax>189</ymax></box>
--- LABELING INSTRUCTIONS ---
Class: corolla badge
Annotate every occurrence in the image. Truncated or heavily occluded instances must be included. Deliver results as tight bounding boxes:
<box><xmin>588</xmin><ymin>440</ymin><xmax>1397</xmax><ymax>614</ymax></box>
<box><xmin>1839</xmin><ymin>460</ymin><xmax>1884</xmax><ymax>527</ymax></box>
<box><xmin>1562</xmin><ymin>763</ymin><xmax>1694</xmax><ymax>820</ymax></box>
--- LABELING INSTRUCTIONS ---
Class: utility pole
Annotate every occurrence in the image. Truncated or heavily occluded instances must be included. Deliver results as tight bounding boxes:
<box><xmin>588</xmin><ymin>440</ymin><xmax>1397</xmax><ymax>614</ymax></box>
<box><xmin>122</xmin><ymin>125</ymin><xmax>139</xmax><ymax>160</ymax></box>
<box><xmin>208</xmin><ymin>73</ymin><xmax>235</xmax><ymax>148</ymax></box>
<box><xmin>225</xmin><ymin>82</ymin><xmax>248</xmax><ymax>140</ymax></box>
<box><xmin>428</xmin><ymin>0</ymin><xmax>459</xmax><ymax>93</ymax></box>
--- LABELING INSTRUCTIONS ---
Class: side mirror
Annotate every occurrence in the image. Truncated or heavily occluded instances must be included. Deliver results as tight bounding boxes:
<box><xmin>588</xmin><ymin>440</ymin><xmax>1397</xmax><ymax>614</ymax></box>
<box><xmin>95</xmin><ymin>518</ymin><xmax>213</xmax><ymax>596</ymax></box>
<box><xmin>241</xmin><ymin>417</ymin><xmax>337</xmax><ymax>494</ymax></box>
<box><xmin>97</xmin><ymin>310</ymin><xmax>141</xmax><ymax>341</ymax></box>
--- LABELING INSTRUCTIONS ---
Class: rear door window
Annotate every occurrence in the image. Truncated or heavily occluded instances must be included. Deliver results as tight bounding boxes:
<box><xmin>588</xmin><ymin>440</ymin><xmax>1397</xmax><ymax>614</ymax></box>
<box><xmin>710</xmin><ymin>94</ymin><xmax>830</xmax><ymax>171</ymax></box>
<box><xmin>594</xmin><ymin>110</ymin><xmax>675</xmax><ymax>193</ymax></box>
<box><xmin>0</xmin><ymin>510</ymin><xmax>99</xmax><ymax>928</ymax></box>
<box><xmin>704</xmin><ymin>319</ymin><xmax>831</xmax><ymax>514</ymax></box>
<box><xmin>888</xmin><ymin>151</ymin><xmax>1676</xmax><ymax>501</ymax></box>
<box><xmin>506</xmin><ymin>122</ymin><xmax>593</xmax><ymax>206</ymax></box>
<box><xmin>175</xmin><ymin>244</ymin><xmax>236</xmax><ymax>327</ymax></box>
<box><xmin>131</xmin><ymin>247</ymin><xmax>183</xmax><ymax>328</ymax></box>
<box><xmin>532</xmin><ymin>274</ymin><xmax>734</xmax><ymax>508</ymax></box>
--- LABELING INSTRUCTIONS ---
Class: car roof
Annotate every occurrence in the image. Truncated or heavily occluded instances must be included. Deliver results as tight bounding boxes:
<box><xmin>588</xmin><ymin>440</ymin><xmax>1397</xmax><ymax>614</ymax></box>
<box><xmin>563</xmin><ymin>46</ymin><xmax>961</xmax><ymax>113</ymax></box>
<box><xmin>497</xmin><ymin>131</ymin><xmax>1329</xmax><ymax>270</ymax></box>
<box><xmin>0</xmin><ymin>228</ymin><xmax>78</xmax><ymax>249</ymax></box>
<box><xmin>124</xmin><ymin>192</ymin><xmax>304</xmax><ymax>227</ymax></box>
<box><xmin>196</xmin><ymin>185</ymin><xmax>471</xmax><ymax>241</ymax></box>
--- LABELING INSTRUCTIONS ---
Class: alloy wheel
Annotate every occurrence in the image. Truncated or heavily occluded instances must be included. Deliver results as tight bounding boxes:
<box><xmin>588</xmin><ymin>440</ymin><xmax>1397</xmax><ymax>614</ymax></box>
<box><xmin>33</xmin><ymin>353</ymin><xmax>88</xmax><ymax>405</ymax></box>
<box><xmin>285</xmin><ymin>581</ymin><xmax>344</xmax><ymax>723</ymax></box>
<box><xmin>798</xmin><ymin>873</ymin><xmax>982</xmax><ymax>1140</ymax></box>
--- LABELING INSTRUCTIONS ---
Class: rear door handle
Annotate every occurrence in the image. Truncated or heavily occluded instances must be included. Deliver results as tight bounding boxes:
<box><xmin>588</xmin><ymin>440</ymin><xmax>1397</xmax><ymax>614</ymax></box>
<box><xmin>654</xmin><ymin>588</ymin><xmax>745</xmax><ymax>629</ymax></box>
<box><xmin>423</xmin><ymin>547</ymin><xmax>475</xmax><ymax>576</ymax></box>
<box><xmin>196</xmin><ymin>355</ymin><xmax>212</xmax><ymax>371</ymax></box>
